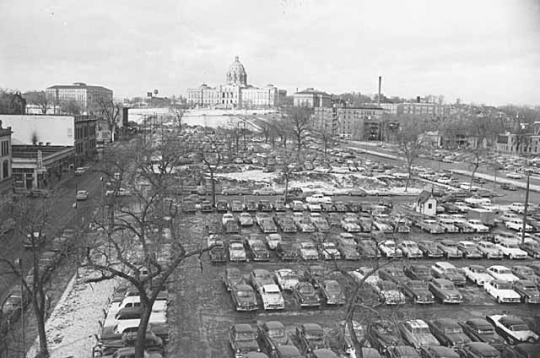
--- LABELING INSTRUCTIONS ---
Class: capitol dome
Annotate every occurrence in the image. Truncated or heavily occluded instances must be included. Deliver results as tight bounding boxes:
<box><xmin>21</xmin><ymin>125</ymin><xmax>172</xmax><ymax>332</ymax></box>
<box><xmin>226</xmin><ymin>56</ymin><xmax>247</xmax><ymax>86</ymax></box>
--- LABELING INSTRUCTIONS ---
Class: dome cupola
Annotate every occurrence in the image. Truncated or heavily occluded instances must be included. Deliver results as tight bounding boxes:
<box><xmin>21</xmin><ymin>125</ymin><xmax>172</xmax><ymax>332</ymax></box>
<box><xmin>226</xmin><ymin>56</ymin><xmax>247</xmax><ymax>86</ymax></box>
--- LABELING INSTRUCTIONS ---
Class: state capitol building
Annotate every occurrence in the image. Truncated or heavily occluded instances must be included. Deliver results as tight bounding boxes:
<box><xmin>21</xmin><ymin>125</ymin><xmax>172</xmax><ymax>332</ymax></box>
<box><xmin>187</xmin><ymin>56</ymin><xmax>287</xmax><ymax>109</ymax></box>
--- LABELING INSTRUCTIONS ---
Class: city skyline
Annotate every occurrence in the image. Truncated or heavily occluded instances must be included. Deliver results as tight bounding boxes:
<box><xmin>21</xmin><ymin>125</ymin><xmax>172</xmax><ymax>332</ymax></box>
<box><xmin>1</xmin><ymin>0</ymin><xmax>539</xmax><ymax>106</ymax></box>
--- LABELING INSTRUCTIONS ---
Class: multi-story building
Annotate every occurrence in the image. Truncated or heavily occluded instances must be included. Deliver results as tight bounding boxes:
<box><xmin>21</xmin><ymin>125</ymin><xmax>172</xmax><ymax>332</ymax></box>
<box><xmin>187</xmin><ymin>56</ymin><xmax>287</xmax><ymax>108</ymax></box>
<box><xmin>293</xmin><ymin>88</ymin><xmax>332</xmax><ymax>108</ymax></box>
<box><xmin>0</xmin><ymin>120</ymin><xmax>13</xmax><ymax>198</ymax></box>
<box><xmin>46</xmin><ymin>82</ymin><xmax>113</xmax><ymax>114</ymax></box>
<box><xmin>0</xmin><ymin>114</ymin><xmax>97</xmax><ymax>168</ymax></box>
<box><xmin>313</xmin><ymin>106</ymin><xmax>384</xmax><ymax>139</ymax></box>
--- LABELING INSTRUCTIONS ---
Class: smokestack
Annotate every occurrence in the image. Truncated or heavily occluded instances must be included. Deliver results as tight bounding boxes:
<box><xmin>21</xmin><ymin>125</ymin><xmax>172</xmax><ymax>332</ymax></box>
<box><xmin>378</xmin><ymin>76</ymin><xmax>382</xmax><ymax>107</ymax></box>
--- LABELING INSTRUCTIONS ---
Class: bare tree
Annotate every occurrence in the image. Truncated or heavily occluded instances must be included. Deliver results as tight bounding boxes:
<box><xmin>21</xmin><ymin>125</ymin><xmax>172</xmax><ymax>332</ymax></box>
<box><xmin>283</xmin><ymin>106</ymin><xmax>313</xmax><ymax>157</ymax></box>
<box><xmin>198</xmin><ymin>135</ymin><xmax>222</xmax><ymax>207</ymax></box>
<box><xmin>314</xmin><ymin>127</ymin><xmax>337</xmax><ymax>158</ymax></box>
<box><xmin>0</xmin><ymin>195</ymin><xmax>61</xmax><ymax>358</ymax></box>
<box><xmin>83</xmin><ymin>133</ymin><xmax>213</xmax><ymax>358</ymax></box>
<box><xmin>60</xmin><ymin>99</ymin><xmax>82</xmax><ymax>115</ymax></box>
<box><xmin>95</xmin><ymin>98</ymin><xmax>122</xmax><ymax>142</ymax></box>
<box><xmin>168</xmin><ymin>106</ymin><xmax>184</xmax><ymax>130</ymax></box>
<box><xmin>23</xmin><ymin>91</ymin><xmax>50</xmax><ymax>114</ymax></box>
<box><xmin>393</xmin><ymin>115</ymin><xmax>427</xmax><ymax>192</ymax></box>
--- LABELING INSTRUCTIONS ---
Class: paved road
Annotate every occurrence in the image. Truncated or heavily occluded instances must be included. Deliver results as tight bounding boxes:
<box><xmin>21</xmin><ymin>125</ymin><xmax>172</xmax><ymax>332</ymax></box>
<box><xmin>0</xmin><ymin>168</ymin><xmax>103</xmax><ymax>304</ymax></box>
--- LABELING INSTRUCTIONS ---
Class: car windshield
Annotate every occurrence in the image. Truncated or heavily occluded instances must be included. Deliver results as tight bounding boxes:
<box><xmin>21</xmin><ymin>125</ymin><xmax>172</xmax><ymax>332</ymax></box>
<box><xmin>302</xmin><ymin>243</ymin><xmax>315</xmax><ymax>249</ymax></box>
<box><xmin>409</xmin><ymin>282</ymin><xmax>427</xmax><ymax>290</ymax></box>
<box><xmin>268</xmin><ymin>328</ymin><xmax>285</xmax><ymax>338</ymax></box>
<box><xmin>236</xmin><ymin>331</ymin><xmax>255</xmax><ymax>341</ymax></box>
<box><xmin>519</xmin><ymin>268</ymin><xmax>534</xmax><ymax>275</ymax></box>
<box><xmin>441</xmin><ymin>284</ymin><xmax>455</xmax><ymax>290</ymax></box>
<box><xmin>415</xmin><ymin>267</ymin><xmax>429</xmax><ymax>275</ymax></box>
<box><xmin>299</xmin><ymin>284</ymin><xmax>314</xmax><ymax>294</ymax></box>
<box><xmin>306</xmin><ymin>330</ymin><xmax>324</xmax><ymax>340</ymax></box>
<box><xmin>385</xmin><ymin>242</ymin><xmax>396</xmax><ymax>248</ymax></box>
<box><xmin>238</xmin><ymin>290</ymin><xmax>253</xmax><ymax>298</ymax></box>
<box><xmin>477</xmin><ymin>327</ymin><xmax>495</xmax><ymax>335</ymax></box>
<box><xmin>481</xmin><ymin>242</ymin><xmax>495</xmax><ymax>248</ymax></box>
<box><xmin>498</xmin><ymin>269</ymin><xmax>511</xmax><ymax>275</ymax></box>
<box><xmin>228</xmin><ymin>271</ymin><xmax>241</xmax><ymax>279</ymax></box>
<box><xmin>326</xmin><ymin>282</ymin><xmax>341</xmax><ymax>292</ymax></box>
<box><xmin>376</xmin><ymin>324</ymin><xmax>394</xmax><ymax>334</ymax></box>
<box><xmin>422</xmin><ymin>242</ymin><xmax>436</xmax><ymax>248</ymax></box>
<box><xmin>444</xmin><ymin>268</ymin><xmax>458</xmax><ymax>274</ymax></box>
<box><xmin>521</xmin><ymin>285</ymin><xmax>537</xmax><ymax>291</ymax></box>
<box><xmin>231</xmin><ymin>244</ymin><xmax>243</xmax><ymax>251</ymax></box>
<box><xmin>505</xmin><ymin>243</ymin><xmax>519</xmax><ymax>248</ymax></box>
<box><xmin>443</xmin><ymin>241</ymin><xmax>456</xmax><ymax>247</ymax></box>
<box><xmin>497</xmin><ymin>283</ymin><xmax>513</xmax><ymax>290</ymax></box>
<box><xmin>472</xmin><ymin>267</ymin><xmax>487</xmax><ymax>273</ymax></box>
<box><xmin>443</xmin><ymin>326</ymin><xmax>463</xmax><ymax>333</ymax></box>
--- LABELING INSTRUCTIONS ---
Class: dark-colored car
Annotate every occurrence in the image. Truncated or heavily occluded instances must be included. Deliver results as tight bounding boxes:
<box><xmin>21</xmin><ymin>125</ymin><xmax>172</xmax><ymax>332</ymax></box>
<box><xmin>258</xmin><ymin>200</ymin><xmax>273</xmax><ymax>212</ymax></box>
<box><xmin>257</xmin><ymin>321</ymin><xmax>291</xmax><ymax>354</ymax></box>
<box><xmin>401</xmin><ymin>280</ymin><xmax>435</xmax><ymax>304</ymax></box>
<box><xmin>404</xmin><ymin>265</ymin><xmax>432</xmax><ymax>282</ymax></box>
<box><xmin>231</xmin><ymin>284</ymin><xmax>258</xmax><ymax>312</ymax></box>
<box><xmin>458</xmin><ymin>342</ymin><xmax>501</xmax><ymax>358</ymax></box>
<box><xmin>273</xmin><ymin>199</ymin><xmax>287</xmax><ymax>212</ymax></box>
<box><xmin>216</xmin><ymin>200</ymin><xmax>229</xmax><ymax>212</ymax></box>
<box><xmin>223</xmin><ymin>267</ymin><xmax>244</xmax><ymax>291</ymax></box>
<box><xmin>276</xmin><ymin>242</ymin><xmax>298</xmax><ymax>261</ymax></box>
<box><xmin>428</xmin><ymin>279</ymin><xmax>463</xmax><ymax>304</ymax></box>
<box><xmin>459</xmin><ymin>318</ymin><xmax>505</xmax><ymax>351</ymax></box>
<box><xmin>419</xmin><ymin>345</ymin><xmax>460</xmax><ymax>358</ymax></box>
<box><xmin>303</xmin><ymin>265</ymin><xmax>326</xmax><ymax>289</ymax></box>
<box><xmin>513</xmin><ymin>280</ymin><xmax>540</xmax><ymax>304</ymax></box>
<box><xmin>246</xmin><ymin>238</ymin><xmax>271</xmax><ymax>262</ymax></box>
<box><xmin>428</xmin><ymin>318</ymin><xmax>471</xmax><ymax>348</ymax></box>
<box><xmin>246</xmin><ymin>200</ymin><xmax>258</xmax><ymax>212</ymax></box>
<box><xmin>200</xmin><ymin>200</ymin><xmax>214</xmax><ymax>212</ymax></box>
<box><xmin>368</xmin><ymin>320</ymin><xmax>404</xmax><ymax>354</ymax></box>
<box><xmin>273</xmin><ymin>345</ymin><xmax>303</xmax><ymax>358</ymax></box>
<box><xmin>230</xmin><ymin>324</ymin><xmax>261</xmax><ymax>358</ymax></box>
<box><xmin>250</xmin><ymin>269</ymin><xmax>274</xmax><ymax>290</ymax></box>
<box><xmin>208</xmin><ymin>237</ymin><xmax>227</xmax><ymax>263</ymax></box>
<box><xmin>387</xmin><ymin>346</ymin><xmax>421</xmax><ymax>358</ymax></box>
<box><xmin>418</xmin><ymin>241</ymin><xmax>444</xmax><ymax>258</ymax></box>
<box><xmin>501</xmin><ymin>343</ymin><xmax>540</xmax><ymax>358</ymax></box>
<box><xmin>295</xmin><ymin>323</ymin><xmax>325</xmax><ymax>354</ymax></box>
<box><xmin>292</xmin><ymin>282</ymin><xmax>320</xmax><ymax>308</ymax></box>
<box><xmin>379</xmin><ymin>267</ymin><xmax>407</xmax><ymax>285</ymax></box>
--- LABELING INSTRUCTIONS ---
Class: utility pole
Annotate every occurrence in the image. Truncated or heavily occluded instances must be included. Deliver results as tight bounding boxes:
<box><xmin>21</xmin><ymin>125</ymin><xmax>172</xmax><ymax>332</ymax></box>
<box><xmin>521</xmin><ymin>170</ymin><xmax>531</xmax><ymax>244</ymax></box>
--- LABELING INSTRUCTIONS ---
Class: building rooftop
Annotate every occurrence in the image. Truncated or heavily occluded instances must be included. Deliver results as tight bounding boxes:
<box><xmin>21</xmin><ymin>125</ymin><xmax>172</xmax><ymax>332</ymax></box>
<box><xmin>0</xmin><ymin>120</ymin><xmax>12</xmax><ymax>137</ymax></box>
<box><xmin>47</xmin><ymin>83</ymin><xmax>112</xmax><ymax>92</ymax></box>
<box><xmin>12</xmin><ymin>145</ymin><xmax>72</xmax><ymax>159</ymax></box>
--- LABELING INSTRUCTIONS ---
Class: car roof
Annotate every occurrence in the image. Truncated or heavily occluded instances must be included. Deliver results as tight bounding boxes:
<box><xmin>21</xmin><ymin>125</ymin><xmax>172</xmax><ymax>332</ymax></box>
<box><xmin>499</xmin><ymin>316</ymin><xmax>526</xmax><ymax>326</ymax></box>
<box><xmin>465</xmin><ymin>318</ymin><xmax>492</xmax><ymax>327</ymax></box>
<box><xmin>303</xmin><ymin>323</ymin><xmax>323</xmax><ymax>331</ymax></box>
<box><xmin>433</xmin><ymin>318</ymin><xmax>459</xmax><ymax>326</ymax></box>
<box><xmin>234</xmin><ymin>323</ymin><xmax>254</xmax><ymax>332</ymax></box>
<box><xmin>276</xmin><ymin>345</ymin><xmax>301</xmax><ymax>354</ymax></box>
<box><xmin>488</xmin><ymin>265</ymin><xmax>509</xmax><ymax>270</ymax></box>
<box><xmin>405</xmin><ymin>319</ymin><xmax>429</xmax><ymax>329</ymax></box>
<box><xmin>264</xmin><ymin>321</ymin><xmax>285</xmax><ymax>329</ymax></box>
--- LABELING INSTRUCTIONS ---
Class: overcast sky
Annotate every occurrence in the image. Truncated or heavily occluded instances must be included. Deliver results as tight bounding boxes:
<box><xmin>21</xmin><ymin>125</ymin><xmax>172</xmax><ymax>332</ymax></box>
<box><xmin>1</xmin><ymin>0</ymin><xmax>539</xmax><ymax>106</ymax></box>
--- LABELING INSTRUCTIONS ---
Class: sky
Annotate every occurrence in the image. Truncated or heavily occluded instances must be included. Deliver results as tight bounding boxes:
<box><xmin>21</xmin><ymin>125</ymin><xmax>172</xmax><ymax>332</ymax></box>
<box><xmin>1</xmin><ymin>0</ymin><xmax>539</xmax><ymax>106</ymax></box>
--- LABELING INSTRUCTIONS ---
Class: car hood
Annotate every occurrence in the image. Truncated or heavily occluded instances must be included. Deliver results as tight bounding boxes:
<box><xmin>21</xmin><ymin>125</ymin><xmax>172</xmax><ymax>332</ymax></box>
<box><xmin>234</xmin><ymin>340</ymin><xmax>260</xmax><ymax>352</ymax></box>
<box><xmin>408</xmin><ymin>332</ymin><xmax>439</xmax><ymax>346</ymax></box>
<box><xmin>444</xmin><ymin>333</ymin><xmax>470</xmax><ymax>345</ymax></box>
<box><xmin>237</xmin><ymin>295</ymin><xmax>257</xmax><ymax>305</ymax></box>
<box><xmin>263</xmin><ymin>294</ymin><xmax>283</xmax><ymax>304</ymax></box>
<box><xmin>302</xmin><ymin>249</ymin><xmax>318</xmax><ymax>255</ymax></box>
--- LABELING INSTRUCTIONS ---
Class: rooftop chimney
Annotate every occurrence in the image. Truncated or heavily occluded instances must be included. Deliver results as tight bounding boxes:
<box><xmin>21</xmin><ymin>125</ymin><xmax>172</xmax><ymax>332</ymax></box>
<box><xmin>378</xmin><ymin>76</ymin><xmax>382</xmax><ymax>107</ymax></box>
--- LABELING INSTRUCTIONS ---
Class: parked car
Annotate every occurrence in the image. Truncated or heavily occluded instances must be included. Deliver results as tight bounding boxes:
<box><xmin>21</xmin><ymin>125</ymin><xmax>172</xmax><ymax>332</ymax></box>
<box><xmin>418</xmin><ymin>240</ymin><xmax>444</xmax><ymax>258</ymax></box>
<box><xmin>239</xmin><ymin>213</ymin><xmax>254</xmax><ymax>227</ymax></box>
<box><xmin>230</xmin><ymin>284</ymin><xmax>258</xmax><ymax>312</ymax></box>
<box><xmin>323</xmin><ymin>320</ymin><xmax>366</xmax><ymax>358</ymax></box>
<box><xmin>487</xmin><ymin>265</ymin><xmax>520</xmax><ymax>282</ymax></box>
<box><xmin>501</xmin><ymin>183</ymin><xmax>517</xmax><ymax>191</ymax></box>
<box><xmin>257</xmin><ymin>321</ymin><xmax>290</xmax><ymax>354</ymax></box>
<box><xmin>399</xmin><ymin>241</ymin><xmax>423</xmax><ymax>259</ymax></box>
<box><xmin>511</xmin><ymin>266</ymin><xmax>540</xmax><ymax>286</ymax></box>
<box><xmin>398</xmin><ymin>319</ymin><xmax>439</xmax><ymax>349</ymax></box>
<box><xmin>208</xmin><ymin>236</ymin><xmax>227</xmax><ymax>263</ymax></box>
<box><xmin>250</xmin><ymin>269</ymin><xmax>274</xmax><ymax>290</ymax></box>
<box><xmin>497</xmin><ymin>241</ymin><xmax>529</xmax><ymax>259</ymax></box>
<box><xmin>295</xmin><ymin>323</ymin><xmax>325</xmax><ymax>354</ymax></box>
<box><xmin>318</xmin><ymin>242</ymin><xmax>341</xmax><ymax>260</ymax></box>
<box><xmin>403</xmin><ymin>265</ymin><xmax>432</xmax><ymax>282</ymax></box>
<box><xmin>477</xmin><ymin>241</ymin><xmax>504</xmax><ymax>259</ymax></box>
<box><xmin>429</xmin><ymin>279</ymin><xmax>463</xmax><ymax>304</ymax></box>
<box><xmin>378</xmin><ymin>240</ymin><xmax>403</xmax><ymax>258</ymax></box>
<box><xmin>418</xmin><ymin>345</ymin><xmax>459</xmax><ymax>358</ymax></box>
<box><xmin>512</xmin><ymin>280</ymin><xmax>540</xmax><ymax>304</ymax></box>
<box><xmin>298</xmin><ymin>241</ymin><xmax>319</xmax><ymax>261</ymax></box>
<box><xmin>458</xmin><ymin>342</ymin><xmax>501</xmax><ymax>358</ymax></box>
<box><xmin>292</xmin><ymin>282</ymin><xmax>320</xmax><ymax>308</ymax></box>
<box><xmin>368</xmin><ymin>320</ymin><xmax>404</xmax><ymax>354</ymax></box>
<box><xmin>265</xmin><ymin>234</ymin><xmax>282</xmax><ymax>250</ymax></box>
<box><xmin>486</xmin><ymin>314</ymin><xmax>539</xmax><ymax>345</ymax></box>
<box><xmin>379</xmin><ymin>267</ymin><xmax>406</xmax><ymax>285</ymax></box>
<box><xmin>76</xmin><ymin>189</ymin><xmax>90</xmax><ymax>201</ymax></box>
<box><xmin>484</xmin><ymin>280</ymin><xmax>521</xmax><ymax>303</ymax></box>
<box><xmin>229</xmin><ymin>324</ymin><xmax>261</xmax><ymax>358</ymax></box>
<box><xmin>400</xmin><ymin>280</ymin><xmax>435</xmax><ymax>304</ymax></box>
<box><xmin>258</xmin><ymin>284</ymin><xmax>285</xmax><ymax>310</ymax></box>
<box><xmin>373</xmin><ymin>280</ymin><xmax>406</xmax><ymax>305</ymax></box>
<box><xmin>254</xmin><ymin>187</ymin><xmax>276</xmax><ymax>196</ymax></box>
<box><xmin>303</xmin><ymin>265</ymin><xmax>326</xmax><ymax>289</ymax></box>
<box><xmin>222</xmin><ymin>267</ymin><xmax>244</xmax><ymax>291</ymax></box>
<box><xmin>519</xmin><ymin>241</ymin><xmax>540</xmax><ymax>259</ymax></box>
<box><xmin>274</xmin><ymin>269</ymin><xmax>299</xmax><ymax>292</ymax></box>
<box><xmin>230</xmin><ymin>200</ymin><xmax>244</xmax><ymax>212</ymax></box>
<box><xmin>462</xmin><ymin>265</ymin><xmax>493</xmax><ymax>286</ymax></box>
<box><xmin>229</xmin><ymin>240</ymin><xmax>248</xmax><ymax>262</ymax></box>
<box><xmin>431</xmin><ymin>262</ymin><xmax>466</xmax><ymax>287</ymax></box>
<box><xmin>320</xmin><ymin>280</ymin><xmax>346</xmax><ymax>305</ymax></box>
<box><xmin>246</xmin><ymin>238</ymin><xmax>271</xmax><ymax>262</ymax></box>
<box><xmin>459</xmin><ymin>318</ymin><xmax>505</xmax><ymax>351</ymax></box>
<box><xmin>437</xmin><ymin>240</ymin><xmax>463</xmax><ymax>259</ymax></box>
<box><xmin>276</xmin><ymin>242</ymin><xmax>298</xmax><ymax>261</ymax></box>
<box><xmin>457</xmin><ymin>241</ymin><xmax>483</xmax><ymax>259</ymax></box>
<box><xmin>428</xmin><ymin>318</ymin><xmax>471</xmax><ymax>348</ymax></box>
<box><xmin>501</xmin><ymin>343</ymin><xmax>540</xmax><ymax>358</ymax></box>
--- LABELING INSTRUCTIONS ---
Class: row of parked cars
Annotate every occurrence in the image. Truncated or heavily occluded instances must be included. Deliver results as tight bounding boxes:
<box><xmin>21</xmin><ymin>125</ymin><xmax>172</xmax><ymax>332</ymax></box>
<box><xmin>93</xmin><ymin>280</ymin><xmax>170</xmax><ymax>358</ymax></box>
<box><xmin>228</xmin><ymin>314</ymin><xmax>539</xmax><ymax>358</ymax></box>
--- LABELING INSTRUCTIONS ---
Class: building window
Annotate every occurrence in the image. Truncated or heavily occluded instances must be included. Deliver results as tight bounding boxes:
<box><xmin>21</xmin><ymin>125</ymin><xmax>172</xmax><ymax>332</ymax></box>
<box><xmin>2</xmin><ymin>159</ymin><xmax>8</xmax><ymax>179</ymax></box>
<box><xmin>1</xmin><ymin>140</ymin><xmax>9</xmax><ymax>156</ymax></box>
<box><xmin>428</xmin><ymin>203</ymin><xmax>433</xmax><ymax>209</ymax></box>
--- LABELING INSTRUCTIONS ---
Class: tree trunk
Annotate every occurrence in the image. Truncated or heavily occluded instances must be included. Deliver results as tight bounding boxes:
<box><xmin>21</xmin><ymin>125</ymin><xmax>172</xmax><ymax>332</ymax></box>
<box><xmin>33</xmin><ymin>285</ymin><xmax>49</xmax><ymax>358</ymax></box>
<box><xmin>469</xmin><ymin>164</ymin><xmax>478</xmax><ymax>192</ymax></box>
<box><xmin>210</xmin><ymin>170</ymin><xmax>216</xmax><ymax>207</ymax></box>
<box><xmin>284</xmin><ymin>173</ymin><xmax>289</xmax><ymax>203</ymax></box>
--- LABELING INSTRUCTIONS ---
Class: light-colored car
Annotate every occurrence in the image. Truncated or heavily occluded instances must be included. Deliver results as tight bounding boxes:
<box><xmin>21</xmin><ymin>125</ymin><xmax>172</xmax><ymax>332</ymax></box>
<box><xmin>319</xmin><ymin>242</ymin><xmax>341</xmax><ymax>260</ymax></box>
<box><xmin>340</xmin><ymin>217</ymin><xmax>362</xmax><ymax>233</ymax></box>
<box><xmin>274</xmin><ymin>269</ymin><xmax>299</xmax><ymax>292</ymax></box>
<box><xmin>487</xmin><ymin>265</ymin><xmax>520</xmax><ymax>282</ymax></box>
<box><xmin>258</xmin><ymin>284</ymin><xmax>285</xmax><ymax>310</ymax></box>
<box><xmin>484</xmin><ymin>280</ymin><xmax>522</xmax><ymax>303</ymax></box>
<box><xmin>398</xmin><ymin>319</ymin><xmax>439</xmax><ymax>349</ymax></box>
<box><xmin>350</xmin><ymin>267</ymin><xmax>382</xmax><ymax>287</ymax></box>
<box><xmin>76</xmin><ymin>189</ymin><xmax>89</xmax><ymax>201</ymax></box>
<box><xmin>476</xmin><ymin>241</ymin><xmax>504</xmax><ymax>259</ymax></box>
<box><xmin>378</xmin><ymin>240</ymin><xmax>403</xmax><ymax>258</ymax></box>
<box><xmin>239</xmin><ymin>213</ymin><xmax>254</xmax><ymax>226</ymax></box>
<box><xmin>462</xmin><ymin>265</ymin><xmax>493</xmax><ymax>286</ymax></box>
<box><xmin>74</xmin><ymin>167</ymin><xmax>87</xmax><ymax>175</ymax></box>
<box><xmin>430</xmin><ymin>262</ymin><xmax>466</xmax><ymax>286</ymax></box>
<box><xmin>222</xmin><ymin>213</ymin><xmax>235</xmax><ymax>226</ymax></box>
<box><xmin>228</xmin><ymin>240</ymin><xmax>247</xmax><ymax>262</ymax></box>
<box><xmin>298</xmin><ymin>241</ymin><xmax>319</xmax><ymax>261</ymax></box>
<box><xmin>457</xmin><ymin>241</ymin><xmax>483</xmax><ymax>259</ymax></box>
<box><xmin>486</xmin><ymin>314</ymin><xmax>539</xmax><ymax>345</ymax></box>
<box><xmin>253</xmin><ymin>187</ymin><xmax>276</xmax><ymax>196</ymax></box>
<box><xmin>506</xmin><ymin>172</ymin><xmax>523</xmax><ymax>179</ymax></box>
<box><xmin>466</xmin><ymin>219</ymin><xmax>489</xmax><ymax>233</ymax></box>
<box><xmin>306</xmin><ymin>194</ymin><xmax>332</xmax><ymax>205</ymax></box>
<box><xmin>496</xmin><ymin>240</ymin><xmax>529</xmax><ymax>259</ymax></box>
<box><xmin>399</xmin><ymin>240</ymin><xmax>423</xmax><ymax>259</ymax></box>
<box><xmin>265</xmin><ymin>234</ymin><xmax>282</xmax><ymax>250</ymax></box>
